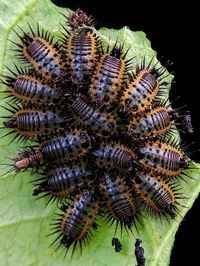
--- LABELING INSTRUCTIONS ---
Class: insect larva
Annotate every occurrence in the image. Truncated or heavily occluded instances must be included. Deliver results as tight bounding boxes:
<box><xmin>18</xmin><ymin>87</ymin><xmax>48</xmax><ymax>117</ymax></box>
<box><xmin>3</xmin><ymin>109</ymin><xmax>69</xmax><ymax>139</ymax></box>
<box><xmin>121</xmin><ymin>69</ymin><xmax>159</xmax><ymax>113</ymax></box>
<box><xmin>64</xmin><ymin>29</ymin><xmax>100</xmax><ymax>86</ymax></box>
<box><xmin>69</xmin><ymin>96</ymin><xmax>116</xmax><ymax>137</ymax></box>
<box><xmin>132</xmin><ymin>172</ymin><xmax>180</xmax><ymax>218</ymax></box>
<box><xmin>100</xmin><ymin>174</ymin><xmax>138</xmax><ymax>230</ymax></box>
<box><xmin>14</xmin><ymin>24</ymin><xmax>65</xmax><ymax>79</ymax></box>
<box><xmin>33</xmin><ymin>165</ymin><xmax>93</xmax><ymax>199</ymax></box>
<box><xmin>120</xmin><ymin>58</ymin><xmax>168</xmax><ymax>114</ymax></box>
<box><xmin>2</xmin><ymin>70</ymin><xmax>63</xmax><ymax>105</ymax></box>
<box><xmin>138</xmin><ymin>140</ymin><xmax>190</xmax><ymax>177</ymax></box>
<box><xmin>40</xmin><ymin>130</ymin><xmax>90</xmax><ymax>162</ymax></box>
<box><xmin>51</xmin><ymin>191</ymin><xmax>98</xmax><ymax>255</ymax></box>
<box><xmin>89</xmin><ymin>45</ymin><xmax>127</xmax><ymax>106</ymax></box>
<box><xmin>128</xmin><ymin>105</ymin><xmax>173</xmax><ymax>138</ymax></box>
<box><xmin>93</xmin><ymin>142</ymin><xmax>135</xmax><ymax>170</ymax></box>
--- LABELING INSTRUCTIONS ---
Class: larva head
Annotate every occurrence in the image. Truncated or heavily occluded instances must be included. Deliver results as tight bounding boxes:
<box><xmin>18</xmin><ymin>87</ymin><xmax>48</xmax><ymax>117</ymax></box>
<box><xmin>168</xmin><ymin>109</ymin><xmax>180</xmax><ymax>120</ymax></box>
<box><xmin>3</xmin><ymin>117</ymin><xmax>17</xmax><ymax>129</ymax></box>
<box><xmin>109</xmin><ymin>44</ymin><xmax>123</xmax><ymax>59</ymax></box>
<box><xmin>180</xmin><ymin>155</ymin><xmax>191</xmax><ymax>169</ymax></box>
<box><xmin>165</xmin><ymin>205</ymin><xmax>177</xmax><ymax>219</ymax></box>
<box><xmin>101</xmin><ymin>121</ymin><xmax>116</xmax><ymax>137</ymax></box>
<box><xmin>22</xmin><ymin>32</ymin><xmax>34</xmax><ymax>47</ymax></box>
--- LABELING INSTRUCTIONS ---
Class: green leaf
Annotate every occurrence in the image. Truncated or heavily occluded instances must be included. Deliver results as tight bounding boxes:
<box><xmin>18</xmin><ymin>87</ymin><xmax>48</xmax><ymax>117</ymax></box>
<box><xmin>0</xmin><ymin>1</ymin><xmax>200</xmax><ymax>265</ymax></box>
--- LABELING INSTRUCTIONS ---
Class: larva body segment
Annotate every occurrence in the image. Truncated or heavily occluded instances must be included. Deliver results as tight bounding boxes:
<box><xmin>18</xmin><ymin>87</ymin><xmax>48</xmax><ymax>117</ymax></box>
<box><xmin>68</xmin><ymin>9</ymin><xmax>95</xmax><ymax>31</ymax></box>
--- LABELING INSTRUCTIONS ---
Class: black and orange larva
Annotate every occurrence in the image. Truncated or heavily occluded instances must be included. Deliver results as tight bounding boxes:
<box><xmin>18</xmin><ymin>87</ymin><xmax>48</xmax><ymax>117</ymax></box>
<box><xmin>137</xmin><ymin>139</ymin><xmax>190</xmax><ymax>177</ymax></box>
<box><xmin>3</xmin><ymin>108</ymin><xmax>69</xmax><ymax>140</ymax></box>
<box><xmin>1</xmin><ymin>67</ymin><xmax>64</xmax><ymax>105</ymax></box>
<box><xmin>88</xmin><ymin>44</ymin><xmax>128</xmax><ymax>106</ymax></box>
<box><xmin>33</xmin><ymin>164</ymin><xmax>93</xmax><ymax>201</ymax></box>
<box><xmin>13</xmin><ymin>24</ymin><xmax>66</xmax><ymax>79</ymax></box>
<box><xmin>132</xmin><ymin>172</ymin><xmax>180</xmax><ymax>218</ymax></box>
<box><xmin>128</xmin><ymin>105</ymin><xmax>176</xmax><ymax>139</ymax></box>
<box><xmin>51</xmin><ymin>191</ymin><xmax>98</xmax><ymax>255</ymax></box>
<box><xmin>120</xmin><ymin>69</ymin><xmax>158</xmax><ymax>113</ymax></box>
<box><xmin>63</xmin><ymin>28</ymin><xmax>100</xmax><ymax>86</ymax></box>
<box><xmin>120</xmin><ymin>59</ymin><xmax>168</xmax><ymax>113</ymax></box>
<box><xmin>69</xmin><ymin>95</ymin><xmax>116</xmax><ymax>137</ymax></box>
<box><xmin>40</xmin><ymin>130</ymin><xmax>91</xmax><ymax>162</ymax></box>
<box><xmin>93</xmin><ymin>142</ymin><xmax>135</xmax><ymax>170</ymax></box>
<box><xmin>100</xmin><ymin>174</ymin><xmax>138</xmax><ymax>231</ymax></box>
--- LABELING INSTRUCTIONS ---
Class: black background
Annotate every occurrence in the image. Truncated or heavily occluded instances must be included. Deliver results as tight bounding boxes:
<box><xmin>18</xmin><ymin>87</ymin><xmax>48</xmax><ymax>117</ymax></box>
<box><xmin>52</xmin><ymin>1</ymin><xmax>200</xmax><ymax>265</ymax></box>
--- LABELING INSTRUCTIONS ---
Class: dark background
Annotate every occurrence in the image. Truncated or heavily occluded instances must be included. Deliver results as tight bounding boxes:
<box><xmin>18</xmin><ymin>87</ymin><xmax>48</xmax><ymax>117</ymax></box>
<box><xmin>52</xmin><ymin>1</ymin><xmax>199</xmax><ymax>265</ymax></box>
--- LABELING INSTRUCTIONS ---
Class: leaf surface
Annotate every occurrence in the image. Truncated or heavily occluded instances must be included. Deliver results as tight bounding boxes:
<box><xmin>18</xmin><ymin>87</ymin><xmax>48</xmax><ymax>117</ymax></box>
<box><xmin>0</xmin><ymin>1</ymin><xmax>199</xmax><ymax>265</ymax></box>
